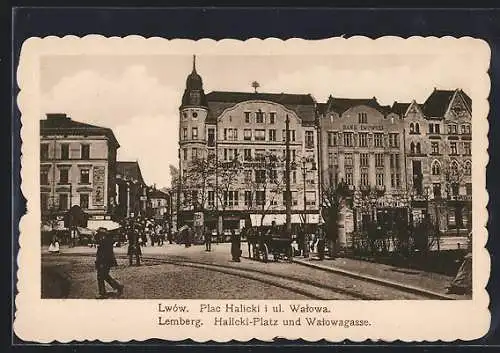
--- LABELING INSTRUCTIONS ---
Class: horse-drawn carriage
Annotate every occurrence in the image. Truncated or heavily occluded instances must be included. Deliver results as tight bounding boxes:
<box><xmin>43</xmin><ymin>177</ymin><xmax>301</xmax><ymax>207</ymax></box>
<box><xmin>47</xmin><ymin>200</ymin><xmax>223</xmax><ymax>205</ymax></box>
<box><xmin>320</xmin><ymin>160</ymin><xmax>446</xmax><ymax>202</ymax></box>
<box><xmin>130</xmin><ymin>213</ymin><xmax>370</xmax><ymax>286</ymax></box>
<box><xmin>248</xmin><ymin>226</ymin><xmax>293</xmax><ymax>263</ymax></box>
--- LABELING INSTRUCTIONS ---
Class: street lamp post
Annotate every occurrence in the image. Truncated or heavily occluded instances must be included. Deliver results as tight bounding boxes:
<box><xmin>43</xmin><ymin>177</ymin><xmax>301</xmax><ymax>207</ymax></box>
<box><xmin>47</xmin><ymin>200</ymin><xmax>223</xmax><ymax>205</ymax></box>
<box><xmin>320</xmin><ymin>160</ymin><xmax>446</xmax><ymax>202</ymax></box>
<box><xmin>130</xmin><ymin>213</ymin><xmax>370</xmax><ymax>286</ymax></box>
<box><xmin>302</xmin><ymin>160</ymin><xmax>307</xmax><ymax>230</ymax></box>
<box><xmin>284</xmin><ymin>114</ymin><xmax>292</xmax><ymax>241</ymax></box>
<box><xmin>298</xmin><ymin>158</ymin><xmax>317</xmax><ymax>234</ymax></box>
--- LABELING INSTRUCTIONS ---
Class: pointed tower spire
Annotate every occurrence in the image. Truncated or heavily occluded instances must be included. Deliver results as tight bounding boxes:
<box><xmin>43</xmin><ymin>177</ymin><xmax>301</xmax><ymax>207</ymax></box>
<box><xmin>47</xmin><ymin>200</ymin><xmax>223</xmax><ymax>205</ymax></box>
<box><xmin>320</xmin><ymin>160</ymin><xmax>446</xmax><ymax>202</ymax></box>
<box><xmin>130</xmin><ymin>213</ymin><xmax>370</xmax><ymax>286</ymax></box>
<box><xmin>181</xmin><ymin>55</ymin><xmax>207</xmax><ymax>108</ymax></box>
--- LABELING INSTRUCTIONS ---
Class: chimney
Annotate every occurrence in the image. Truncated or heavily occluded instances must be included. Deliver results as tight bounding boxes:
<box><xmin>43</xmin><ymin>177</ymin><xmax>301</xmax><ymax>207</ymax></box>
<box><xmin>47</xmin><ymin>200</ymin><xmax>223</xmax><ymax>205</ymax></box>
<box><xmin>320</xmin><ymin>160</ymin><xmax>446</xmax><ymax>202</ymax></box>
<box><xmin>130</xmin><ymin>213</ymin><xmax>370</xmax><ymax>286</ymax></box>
<box><xmin>46</xmin><ymin>113</ymin><xmax>69</xmax><ymax>120</ymax></box>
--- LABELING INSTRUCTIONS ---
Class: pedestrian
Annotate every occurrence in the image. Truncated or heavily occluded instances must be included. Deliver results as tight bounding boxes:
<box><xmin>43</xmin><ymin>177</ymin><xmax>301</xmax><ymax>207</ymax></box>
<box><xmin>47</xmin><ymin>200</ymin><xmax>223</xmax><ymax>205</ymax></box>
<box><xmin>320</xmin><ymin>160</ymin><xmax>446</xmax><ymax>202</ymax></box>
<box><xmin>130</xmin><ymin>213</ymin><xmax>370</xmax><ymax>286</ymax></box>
<box><xmin>230</xmin><ymin>229</ymin><xmax>241</xmax><ymax>262</ymax></box>
<box><xmin>185</xmin><ymin>227</ymin><xmax>192</xmax><ymax>248</ymax></box>
<box><xmin>246</xmin><ymin>227</ymin><xmax>254</xmax><ymax>259</ymax></box>
<box><xmin>95</xmin><ymin>228</ymin><xmax>124</xmax><ymax>299</ymax></box>
<box><xmin>204</xmin><ymin>227</ymin><xmax>212</xmax><ymax>252</ymax></box>
<box><xmin>297</xmin><ymin>228</ymin><xmax>305</xmax><ymax>257</ymax></box>
<box><xmin>167</xmin><ymin>229</ymin><xmax>173</xmax><ymax>244</ymax></box>
<box><xmin>317</xmin><ymin>227</ymin><xmax>325</xmax><ymax>260</ymax></box>
<box><xmin>48</xmin><ymin>234</ymin><xmax>60</xmax><ymax>254</ymax></box>
<box><xmin>127</xmin><ymin>225</ymin><xmax>141</xmax><ymax>266</ymax></box>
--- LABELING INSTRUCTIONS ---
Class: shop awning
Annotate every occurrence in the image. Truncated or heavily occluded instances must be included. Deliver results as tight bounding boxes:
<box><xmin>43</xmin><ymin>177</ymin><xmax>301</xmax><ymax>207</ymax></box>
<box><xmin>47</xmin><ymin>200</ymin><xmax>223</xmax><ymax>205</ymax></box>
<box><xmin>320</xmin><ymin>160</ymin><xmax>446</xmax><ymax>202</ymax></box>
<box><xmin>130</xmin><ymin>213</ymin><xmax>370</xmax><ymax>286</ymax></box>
<box><xmin>291</xmin><ymin>214</ymin><xmax>322</xmax><ymax>224</ymax></box>
<box><xmin>87</xmin><ymin>220</ymin><xmax>121</xmax><ymax>231</ymax></box>
<box><xmin>77</xmin><ymin>227</ymin><xmax>95</xmax><ymax>236</ymax></box>
<box><xmin>250</xmin><ymin>214</ymin><xmax>323</xmax><ymax>226</ymax></box>
<box><xmin>250</xmin><ymin>214</ymin><xmax>286</xmax><ymax>226</ymax></box>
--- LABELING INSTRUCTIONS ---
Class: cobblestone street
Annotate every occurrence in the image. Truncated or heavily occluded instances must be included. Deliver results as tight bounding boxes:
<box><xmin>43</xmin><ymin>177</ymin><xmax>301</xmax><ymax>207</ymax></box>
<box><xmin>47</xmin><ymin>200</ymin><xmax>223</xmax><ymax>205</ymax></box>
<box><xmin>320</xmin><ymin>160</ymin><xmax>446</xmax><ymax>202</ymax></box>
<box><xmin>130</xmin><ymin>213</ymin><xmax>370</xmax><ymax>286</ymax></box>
<box><xmin>41</xmin><ymin>242</ymin><xmax>455</xmax><ymax>300</ymax></box>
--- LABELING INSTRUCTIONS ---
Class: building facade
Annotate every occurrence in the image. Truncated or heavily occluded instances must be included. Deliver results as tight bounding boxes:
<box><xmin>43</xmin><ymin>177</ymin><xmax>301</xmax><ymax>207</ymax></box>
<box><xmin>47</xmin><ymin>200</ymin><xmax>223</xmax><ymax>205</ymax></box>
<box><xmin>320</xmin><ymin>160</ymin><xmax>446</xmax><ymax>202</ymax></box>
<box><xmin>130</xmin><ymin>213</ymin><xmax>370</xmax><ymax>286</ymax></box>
<box><xmin>114</xmin><ymin>161</ymin><xmax>148</xmax><ymax>219</ymax></box>
<box><xmin>40</xmin><ymin>113</ymin><xmax>119</xmax><ymax>224</ymax></box>
<box><xmin>178</xmin><ymin>57</ymin><xmax>320</xmax><ymax>232</ymax></box>
<box><xmin>318</xmin><ymin>97</ymin><xmax>407</xmax><ymax>231</ymax></box>
<box><xmin>401</xmin><ymin>89</ymin><xmax>472</xmax><ymax>233</ymax></box>
<box><xmin>147</xmin><ymin>189</ymin><xmax>170</xmax><ymax>221</ymax></box>
<box><xmin>176</xmin><ymin>57</ymin><xmax>472</xmax><ymax>235</ymax></box>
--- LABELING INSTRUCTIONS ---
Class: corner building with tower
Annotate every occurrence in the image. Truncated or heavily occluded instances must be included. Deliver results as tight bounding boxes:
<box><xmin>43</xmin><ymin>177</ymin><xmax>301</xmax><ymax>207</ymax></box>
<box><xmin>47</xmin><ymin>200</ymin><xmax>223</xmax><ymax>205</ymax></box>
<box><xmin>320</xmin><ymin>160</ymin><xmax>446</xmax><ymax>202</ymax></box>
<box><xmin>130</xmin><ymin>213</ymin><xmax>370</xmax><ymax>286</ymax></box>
<box><xmin>177</xmin><ymin>57</ymin><xmax>320</xmax><ymax>234</ymax></box>
<box><xmin>177</xmin><ymin>57</ymin><xmax>472</xmax><ymax>236</ymax></box>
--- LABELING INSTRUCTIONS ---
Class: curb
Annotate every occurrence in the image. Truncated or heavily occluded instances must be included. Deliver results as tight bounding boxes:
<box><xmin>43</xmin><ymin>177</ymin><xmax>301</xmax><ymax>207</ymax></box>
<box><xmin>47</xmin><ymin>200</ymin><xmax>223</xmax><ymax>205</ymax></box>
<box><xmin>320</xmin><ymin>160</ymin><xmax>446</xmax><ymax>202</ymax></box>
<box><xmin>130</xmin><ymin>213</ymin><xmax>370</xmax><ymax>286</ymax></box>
<box><xmin>293</xmin><ymin>258</ymin><xmax>456</xmax><ymax>300</ymax></box>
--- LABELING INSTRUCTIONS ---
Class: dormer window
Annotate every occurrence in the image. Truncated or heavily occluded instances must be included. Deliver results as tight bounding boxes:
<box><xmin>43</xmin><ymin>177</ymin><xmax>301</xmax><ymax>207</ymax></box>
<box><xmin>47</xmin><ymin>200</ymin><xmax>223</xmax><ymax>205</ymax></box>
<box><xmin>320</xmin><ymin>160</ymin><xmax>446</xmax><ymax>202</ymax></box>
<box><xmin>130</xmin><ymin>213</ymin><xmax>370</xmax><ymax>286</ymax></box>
<box><xmin>358</xmin><ymin>112</ymin><xmax>368</xmax><ymax>124</ymax></box>
<box><xmin>189</xmin><ymin>91</ymin><xmax>201</xmax><ymax>105</ymax></box>
<box><xmin>192</xmin><ymin>111</ymin><xmax>198</xmax><ymax>119</ymax></box>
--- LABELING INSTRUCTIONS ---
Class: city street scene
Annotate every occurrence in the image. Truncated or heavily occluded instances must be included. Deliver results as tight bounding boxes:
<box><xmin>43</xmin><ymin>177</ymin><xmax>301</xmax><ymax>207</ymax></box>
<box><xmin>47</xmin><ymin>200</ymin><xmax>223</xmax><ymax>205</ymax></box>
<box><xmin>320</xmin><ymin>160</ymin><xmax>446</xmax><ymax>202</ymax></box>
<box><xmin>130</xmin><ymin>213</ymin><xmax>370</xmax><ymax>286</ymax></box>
<box><xmin>40</xmin><ymin>51</ymin><xmax>473</xmax><ymax>300</ymax></box>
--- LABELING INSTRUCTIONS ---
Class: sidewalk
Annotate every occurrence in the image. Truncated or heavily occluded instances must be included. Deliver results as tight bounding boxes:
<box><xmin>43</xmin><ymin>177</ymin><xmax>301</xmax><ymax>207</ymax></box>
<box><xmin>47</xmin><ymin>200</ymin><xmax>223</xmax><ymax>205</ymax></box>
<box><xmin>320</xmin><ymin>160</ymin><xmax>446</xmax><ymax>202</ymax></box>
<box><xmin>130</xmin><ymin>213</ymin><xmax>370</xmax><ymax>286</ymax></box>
<box><xmin>293</xmin><ymin>256</ymin><xmax>469</xmax><ymax>299</ymax></box>
<box><xmin>43</xmin><ymin>241</ymin><xmax>234</xmax><ymax>257</ymax></box>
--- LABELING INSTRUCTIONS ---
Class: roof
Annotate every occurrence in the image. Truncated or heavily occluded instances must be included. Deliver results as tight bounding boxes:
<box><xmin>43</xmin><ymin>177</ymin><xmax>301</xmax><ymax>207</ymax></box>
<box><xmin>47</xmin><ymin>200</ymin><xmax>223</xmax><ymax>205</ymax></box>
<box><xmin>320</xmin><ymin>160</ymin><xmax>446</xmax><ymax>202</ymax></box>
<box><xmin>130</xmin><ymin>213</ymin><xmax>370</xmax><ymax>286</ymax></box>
<box><xmin>206</xmin><ymin>91</ymin><xmax>316</xmax><ymax>105</ymax></box>
<box><xmin>116</xmin><ymin>161</ymin><xmax>145</xmax><ymax>184</ymax></box>
<box><xmin>391</xmin><ymin>102</ymin><xmax>411</xmax><ymax>116</ymax></box>
<box><xmin>324</xmin><ymin>96</ymin><xmax>387</xmax><ymax>115</ymax></box>
<box><xmin>316</xmin><ymin>103</ymin><xmax>328</xmax><ymax>115</ymax></box>
<box><xmin>40</xmin><ymin>113</ymin><xmax>120</xmax><ymax>147</ymax></box>
<box><xmin>422</xmin><ymin>89</ymin><xmax>472</xmax><ymax>118</ymax></box>
<box><xmin>205</xmin><ymin>91</ymin><xmax>317</xmax><ymax>124</ymax></box>
<box><xmin>149</xmin><ymin>189</ymin><xmax>169</xmax><ymax>199</ymax></box>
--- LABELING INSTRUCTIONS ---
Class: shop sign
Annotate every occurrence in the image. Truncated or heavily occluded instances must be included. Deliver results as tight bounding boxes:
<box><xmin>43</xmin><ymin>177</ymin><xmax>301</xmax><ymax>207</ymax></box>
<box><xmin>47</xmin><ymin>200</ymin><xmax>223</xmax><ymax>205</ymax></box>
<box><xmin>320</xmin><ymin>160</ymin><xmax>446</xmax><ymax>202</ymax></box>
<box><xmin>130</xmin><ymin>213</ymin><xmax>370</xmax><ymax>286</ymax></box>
<box><xmin>193</xmin><ymin>212</ymin><xmax>204</xmax><ymax>227</ymax></box>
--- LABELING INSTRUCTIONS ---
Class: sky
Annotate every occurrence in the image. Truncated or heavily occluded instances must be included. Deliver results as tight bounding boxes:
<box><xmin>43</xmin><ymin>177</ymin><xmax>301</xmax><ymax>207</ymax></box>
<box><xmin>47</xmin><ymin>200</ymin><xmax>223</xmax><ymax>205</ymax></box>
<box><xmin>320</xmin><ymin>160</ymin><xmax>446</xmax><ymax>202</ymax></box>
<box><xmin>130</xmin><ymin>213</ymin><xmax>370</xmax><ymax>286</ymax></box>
<box><xmin>40</xmin><ymin>51</ymin><xmax>479</xmax><ymax>189</ymax></box>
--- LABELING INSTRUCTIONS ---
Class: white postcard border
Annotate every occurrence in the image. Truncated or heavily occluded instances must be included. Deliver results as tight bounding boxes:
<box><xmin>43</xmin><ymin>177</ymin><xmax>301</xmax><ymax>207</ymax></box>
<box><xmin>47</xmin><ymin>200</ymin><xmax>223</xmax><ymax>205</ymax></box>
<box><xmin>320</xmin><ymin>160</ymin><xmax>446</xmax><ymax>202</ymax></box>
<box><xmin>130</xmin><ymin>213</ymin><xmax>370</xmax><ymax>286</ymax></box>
<box><xmin>15</xmin><ymin>35</ymin><xmax>491</xmax><ymax>343</ymax></box>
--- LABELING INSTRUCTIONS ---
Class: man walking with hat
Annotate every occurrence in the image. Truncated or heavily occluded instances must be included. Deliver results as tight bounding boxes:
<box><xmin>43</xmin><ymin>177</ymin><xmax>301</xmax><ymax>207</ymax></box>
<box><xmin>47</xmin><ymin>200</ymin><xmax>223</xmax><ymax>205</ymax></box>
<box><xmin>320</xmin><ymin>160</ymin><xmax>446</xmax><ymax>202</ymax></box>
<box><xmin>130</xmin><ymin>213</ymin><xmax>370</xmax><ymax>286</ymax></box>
<box><xmin>95</xmin><ymin>227</ymin><xmax>124</xmax><ymax>299</ymax></box>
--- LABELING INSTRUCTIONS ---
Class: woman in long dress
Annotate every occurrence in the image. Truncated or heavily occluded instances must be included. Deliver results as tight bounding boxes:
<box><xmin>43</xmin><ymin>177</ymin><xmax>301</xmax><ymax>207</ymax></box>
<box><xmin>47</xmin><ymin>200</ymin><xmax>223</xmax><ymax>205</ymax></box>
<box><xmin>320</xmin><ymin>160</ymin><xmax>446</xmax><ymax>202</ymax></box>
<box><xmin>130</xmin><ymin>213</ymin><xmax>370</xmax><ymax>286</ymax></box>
<box><xmin>48</xmin><ymin>235</ymin><xmax>60</xmax><ymax>254</ymax></box>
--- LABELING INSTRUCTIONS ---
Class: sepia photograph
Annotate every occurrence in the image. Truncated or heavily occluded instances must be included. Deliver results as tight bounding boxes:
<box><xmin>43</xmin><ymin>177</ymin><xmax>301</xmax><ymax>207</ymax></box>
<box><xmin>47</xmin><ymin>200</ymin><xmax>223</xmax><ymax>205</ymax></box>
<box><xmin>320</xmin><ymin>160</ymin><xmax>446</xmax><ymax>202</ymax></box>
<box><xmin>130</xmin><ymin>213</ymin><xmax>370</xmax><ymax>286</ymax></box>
<box><xmin>15</xmin><ymin>35</ymin><xmax>490</xmax><ymax>342</ymax></box>
<box><xmin>39</xmin><ymin>49</ymin><xmax>475</xmax><ymax>300</ymax></box>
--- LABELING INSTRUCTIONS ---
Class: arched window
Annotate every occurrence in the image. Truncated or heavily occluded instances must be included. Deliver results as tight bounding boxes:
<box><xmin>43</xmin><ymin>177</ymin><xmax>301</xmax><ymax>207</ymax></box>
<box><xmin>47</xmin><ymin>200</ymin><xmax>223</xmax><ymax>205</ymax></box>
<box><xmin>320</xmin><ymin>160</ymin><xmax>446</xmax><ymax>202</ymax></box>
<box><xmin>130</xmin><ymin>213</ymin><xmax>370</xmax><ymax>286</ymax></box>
<box><xmin>410</xmin><ymin>142</ymin><xmax>415</xmax><ymax>154</ymax></box>
<box><xmin>464</xmin><ymin>160</ymin><xmax>472</xmax><ymax>176</ymax></box>
<box><xmin>416</xmin><ymin>142</ymin><xmax>421</xmax><ymax>154</ymax></box>
<box><xmin>431</xmin><ymin>160</ymin><xmax>441</xmax><ymax>175</ymax></box>
<box><xmin>415</xmin><ymin>123</ymin><xmax>420</xmax><ymax>134</ymax></box>
<box><xmin>409</xmin><ymin>123</ymin><xmax>414</xmax><ymax>133</ymax></box>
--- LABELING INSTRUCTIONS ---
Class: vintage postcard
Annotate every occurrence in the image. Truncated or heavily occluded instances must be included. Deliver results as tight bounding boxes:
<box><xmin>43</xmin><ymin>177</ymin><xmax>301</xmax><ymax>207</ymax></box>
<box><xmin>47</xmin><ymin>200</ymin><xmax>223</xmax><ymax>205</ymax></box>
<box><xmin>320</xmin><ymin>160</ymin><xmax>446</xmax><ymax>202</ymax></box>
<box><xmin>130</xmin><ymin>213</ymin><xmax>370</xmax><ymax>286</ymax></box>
<box><xmin>15</xmin><ymin>36</ymin><xmax>490</xmax><ymax>342</ymax></box>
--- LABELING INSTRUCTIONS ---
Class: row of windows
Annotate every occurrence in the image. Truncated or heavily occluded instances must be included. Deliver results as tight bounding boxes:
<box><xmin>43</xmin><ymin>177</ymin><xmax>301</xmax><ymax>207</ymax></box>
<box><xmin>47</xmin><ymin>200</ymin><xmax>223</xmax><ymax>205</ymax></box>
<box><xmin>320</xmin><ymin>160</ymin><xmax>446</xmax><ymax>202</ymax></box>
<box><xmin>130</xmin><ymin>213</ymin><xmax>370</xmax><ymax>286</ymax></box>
<box><xmin>183</xmin><ymin>127</ymin><xmax>316</xmax><ymax>147</ymax></box>
<box><xmin>429</xmin><ymin>182</ymin><xmax>472</xmax><ymax>198</ymax></box>
<box><xmin>40</xmin><ymin>143</ymin><xmax>90</xmax><ymax>160</ymax></box>
<box><xmin>40</xmin><ymin>167</ymin><xmax>91</xmax><ymax>185</ymax></box>
<box><xmin>428</xmin><ymin>141</ymin><xmax>471</xmax><ymax>155</ymax></box>
<box><xmin>343</xmin><ymin>153</ymin><xmax>400</xmax><ymax>169</ymax></box>
<box><xmin>342</xmin><ymin>172</ymin><xmax>402</xmax><ymax>188</ymax></box>
<box><xmin>327</xmin><ymin>132</ymin><xmax>400</xmax><ymax>148</ymax></box>
<box><xmin>182</xmin><ymin>147</ymin><xmax>304</xmax><ymax>162</ymax></box>
<box><xmin>430</xmin><ymin>160</ymin><xmax>472</xmax><ymax>176</ymax></box>
<box><xmin>40</xmin><ymin>192</ymin><xmax>90</xmax><ymax>211</ymax></box>
<box><xmin>244</xmin><ymin>111</ymin><xmax>277</xmax><ymax>124</ymax></box>
<box><xmin>427</xmin><ymin>123</ymin><xmax>471</xmax><ymax>135</ymax></box>
<box><xmin>183</xmin><ymin>111</ymin><xmax>280</xmax><ymax>124</ymax></box>
<box><xmin>198</xmin><ymin>190</ymin><xmax>317</xmax><ymax>207</ymax></box>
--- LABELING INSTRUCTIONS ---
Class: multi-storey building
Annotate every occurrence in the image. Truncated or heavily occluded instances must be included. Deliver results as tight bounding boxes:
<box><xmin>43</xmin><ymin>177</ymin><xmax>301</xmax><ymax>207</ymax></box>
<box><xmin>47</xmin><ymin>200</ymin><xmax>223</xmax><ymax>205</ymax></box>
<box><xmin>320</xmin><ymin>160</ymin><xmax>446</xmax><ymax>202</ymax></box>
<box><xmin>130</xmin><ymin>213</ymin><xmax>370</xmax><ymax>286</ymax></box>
<box><xmin>147</xmin><ymin>189</ymin><xmax>170</xmax><ymax>221</ymax></box>
<box><xmin>40</xmin><ymin>113</ymin><xmax>120</xmax><ymax>228</ymax></box>
<box><xmin>115</xmin><ymin>161</ymin><xmax>148</xmax><ymax>219</ymax></box>
<box><xmin>176</xmin><ymin>57</ymin><xmax>472</xmax><ymax>235</ymax></box>
<box><xmin>399</xmin><ymin>89</ymin><xmax>472</xmax><ymax>233</ymax></box>
<box><xmin>318</xmin><ymin>97</ymin><xmax>407</xmax><ymax>231</ymax></box>
<box><xmin>178</xmin><ymin>57</ymin><xmax>320</xmax><ymax>232</ymax></box>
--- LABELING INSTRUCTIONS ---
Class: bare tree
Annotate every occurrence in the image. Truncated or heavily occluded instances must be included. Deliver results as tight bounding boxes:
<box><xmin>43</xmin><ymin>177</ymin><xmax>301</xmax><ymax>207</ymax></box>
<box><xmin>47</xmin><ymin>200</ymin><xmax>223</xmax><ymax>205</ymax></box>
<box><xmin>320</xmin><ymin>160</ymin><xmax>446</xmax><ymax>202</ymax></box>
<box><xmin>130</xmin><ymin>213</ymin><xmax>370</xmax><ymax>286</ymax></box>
<box><xmin>249</xmin><ymin>151</ymin><xmax>285</xmax><ymax>227</ymax></box>
<box><xmin>321</xmin><ymin>181</ymin><xmax>350</xmax><ymax>257</ymax></box>
<box><xmin>213</xmin><ymin>154</ymin><xmax>243</xmax><ymax>231</ymax></box>
<box><xmin>182</xmin><ymin>154</ymin><xmax>217</xmax><ymax>213</ymax></box>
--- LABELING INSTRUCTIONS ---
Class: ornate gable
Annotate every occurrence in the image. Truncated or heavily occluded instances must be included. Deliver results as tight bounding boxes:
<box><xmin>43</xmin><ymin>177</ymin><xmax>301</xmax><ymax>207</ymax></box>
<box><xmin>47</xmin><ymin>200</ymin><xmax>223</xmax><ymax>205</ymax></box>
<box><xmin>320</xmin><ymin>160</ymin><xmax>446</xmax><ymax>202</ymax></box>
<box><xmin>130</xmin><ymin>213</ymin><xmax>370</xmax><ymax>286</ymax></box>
<box><xmin>445</xmin><ymin>91</ymin><xmax>471</xmax><ymax>122</ymax></box>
